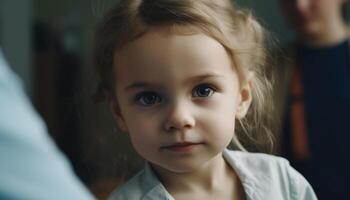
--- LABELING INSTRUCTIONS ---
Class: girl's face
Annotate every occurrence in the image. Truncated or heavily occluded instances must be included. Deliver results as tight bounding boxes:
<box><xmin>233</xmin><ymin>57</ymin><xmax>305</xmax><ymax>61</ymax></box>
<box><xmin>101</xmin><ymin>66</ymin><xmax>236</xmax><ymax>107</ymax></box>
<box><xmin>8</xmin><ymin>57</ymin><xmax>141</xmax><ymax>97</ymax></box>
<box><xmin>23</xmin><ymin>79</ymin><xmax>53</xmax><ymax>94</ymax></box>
<box><xmin>112</xmin><ymin>28</ymin><xmax>251</xmax><ymax>173</ymax></box>
<box><xmin>281</xmin><ymin>0</ymin><xmax>346</xmax><ymax>36</ymax></box>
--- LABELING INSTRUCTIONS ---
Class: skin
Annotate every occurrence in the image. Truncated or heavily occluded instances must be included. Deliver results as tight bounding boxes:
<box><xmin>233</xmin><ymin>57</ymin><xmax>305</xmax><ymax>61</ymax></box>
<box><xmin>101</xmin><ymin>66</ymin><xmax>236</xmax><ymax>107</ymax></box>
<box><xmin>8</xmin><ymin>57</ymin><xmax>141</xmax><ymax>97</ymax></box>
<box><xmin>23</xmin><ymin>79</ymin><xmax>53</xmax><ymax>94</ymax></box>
<box><xmin>281</xmin><ymin>0</ymin><xmax>348</xmax><ymax>47</ymax></box>
<box><xmin>111</xmin><ymin>27</ymin><xmax>251</xmax><ymax>200</ymax></box>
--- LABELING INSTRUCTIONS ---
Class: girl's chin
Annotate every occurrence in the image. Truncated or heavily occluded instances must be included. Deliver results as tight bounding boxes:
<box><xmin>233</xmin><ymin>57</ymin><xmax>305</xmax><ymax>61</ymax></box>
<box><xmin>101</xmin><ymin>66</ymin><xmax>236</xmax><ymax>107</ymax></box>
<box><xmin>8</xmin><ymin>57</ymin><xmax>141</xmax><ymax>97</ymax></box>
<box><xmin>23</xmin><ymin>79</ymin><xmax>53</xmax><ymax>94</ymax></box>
<box><xmin>152</xmin><ymin>162</ymin><xmax>204</xmax><ymax>174</ymax></box>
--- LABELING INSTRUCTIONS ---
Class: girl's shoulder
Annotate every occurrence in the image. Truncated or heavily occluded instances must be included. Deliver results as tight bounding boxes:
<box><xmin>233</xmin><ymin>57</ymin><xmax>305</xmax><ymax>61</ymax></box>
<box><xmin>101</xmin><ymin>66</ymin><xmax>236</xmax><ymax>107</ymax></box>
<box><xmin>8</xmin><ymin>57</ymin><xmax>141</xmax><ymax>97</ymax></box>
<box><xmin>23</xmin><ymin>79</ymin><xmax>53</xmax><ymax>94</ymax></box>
<box><xmin>223</xmin><ymin>149</ymin><xmax>318</xmax><ymax>200</ymax></box>
<box><xmin>107</xmin><ymin>163</ymin><xmax>173</xmax><ymax>200</ymax></box>
<box><xmin>106</xmin><ymin>169</ymin><xmax>146</xmax><ymax>200</ymax></box>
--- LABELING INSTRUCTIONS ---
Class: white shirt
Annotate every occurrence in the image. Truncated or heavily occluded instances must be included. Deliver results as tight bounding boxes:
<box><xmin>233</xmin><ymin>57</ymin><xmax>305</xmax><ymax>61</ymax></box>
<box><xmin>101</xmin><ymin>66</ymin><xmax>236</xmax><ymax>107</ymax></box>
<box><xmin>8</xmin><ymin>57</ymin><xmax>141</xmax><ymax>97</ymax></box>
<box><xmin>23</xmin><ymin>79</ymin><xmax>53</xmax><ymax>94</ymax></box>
<box><xmin>108</xmin><ymin>149</ymin><xmax>317</xmax><ymax>200</ymax></box>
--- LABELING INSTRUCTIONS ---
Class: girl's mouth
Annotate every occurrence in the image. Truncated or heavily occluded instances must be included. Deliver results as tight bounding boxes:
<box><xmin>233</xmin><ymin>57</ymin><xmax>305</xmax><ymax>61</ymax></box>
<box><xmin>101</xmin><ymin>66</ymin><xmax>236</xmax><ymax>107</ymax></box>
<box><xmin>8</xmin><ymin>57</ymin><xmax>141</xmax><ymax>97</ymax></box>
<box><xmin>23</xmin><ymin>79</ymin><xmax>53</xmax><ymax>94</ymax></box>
<box><xmin>162</xmin><ymin>142</ymin><xmax>203</xmax><ymax>153</ymax></box>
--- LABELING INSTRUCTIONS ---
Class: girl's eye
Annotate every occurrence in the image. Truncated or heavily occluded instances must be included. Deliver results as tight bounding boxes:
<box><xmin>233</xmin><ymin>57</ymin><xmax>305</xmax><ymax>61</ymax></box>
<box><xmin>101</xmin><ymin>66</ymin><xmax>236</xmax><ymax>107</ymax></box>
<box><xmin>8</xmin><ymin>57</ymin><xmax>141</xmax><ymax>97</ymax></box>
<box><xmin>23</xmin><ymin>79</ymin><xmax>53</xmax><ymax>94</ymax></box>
<box><xmin>193</xmin><ymin>84</ymin><xmax>215</xmax><ymax>98</ymax></box>
<box><xmin>135</xmin><ymin>92</ymin><xmax>161</xmax><ymax>106</ymax></box>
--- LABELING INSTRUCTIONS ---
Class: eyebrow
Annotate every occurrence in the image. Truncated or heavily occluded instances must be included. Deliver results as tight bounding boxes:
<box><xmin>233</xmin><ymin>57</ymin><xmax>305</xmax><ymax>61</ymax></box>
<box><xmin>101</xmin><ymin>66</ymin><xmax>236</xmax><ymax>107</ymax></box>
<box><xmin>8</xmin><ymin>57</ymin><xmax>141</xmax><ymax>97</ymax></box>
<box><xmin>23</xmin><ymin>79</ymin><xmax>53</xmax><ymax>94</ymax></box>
<box><xmin>124</xmin><ymin>72</ymin><xmax>224</xmax><ymax>92</ymax></box>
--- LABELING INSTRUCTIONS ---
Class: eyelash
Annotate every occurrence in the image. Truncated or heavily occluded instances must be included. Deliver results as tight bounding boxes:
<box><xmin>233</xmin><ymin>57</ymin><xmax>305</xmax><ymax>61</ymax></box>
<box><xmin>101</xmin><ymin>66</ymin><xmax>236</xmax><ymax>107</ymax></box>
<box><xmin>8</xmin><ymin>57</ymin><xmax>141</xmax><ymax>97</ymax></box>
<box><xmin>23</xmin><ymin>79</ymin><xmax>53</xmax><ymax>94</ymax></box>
<box><xmin>134</xmin><ymin>91</ymin><xmax>162</xmax><ymax>107</ymax></box>
<box><xmin>192</xmin><ymin>84</ymin><xmax>216</xmax><ymax>98</ymax></box>
<box><xmin>134</xmin><ymin>83</ymin><xmax>217</xmax><ymax>107</ymax></box>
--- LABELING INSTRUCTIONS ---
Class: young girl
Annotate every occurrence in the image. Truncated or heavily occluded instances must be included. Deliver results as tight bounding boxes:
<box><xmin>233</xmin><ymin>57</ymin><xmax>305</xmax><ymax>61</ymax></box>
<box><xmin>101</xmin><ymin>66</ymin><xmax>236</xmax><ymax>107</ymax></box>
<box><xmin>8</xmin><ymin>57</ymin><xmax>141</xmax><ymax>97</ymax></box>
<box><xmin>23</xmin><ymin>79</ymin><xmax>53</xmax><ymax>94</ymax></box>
<box><xmin>94</xmin><ymin>0</ymin><xmax>317</xmax><ymax>199</ymax></box>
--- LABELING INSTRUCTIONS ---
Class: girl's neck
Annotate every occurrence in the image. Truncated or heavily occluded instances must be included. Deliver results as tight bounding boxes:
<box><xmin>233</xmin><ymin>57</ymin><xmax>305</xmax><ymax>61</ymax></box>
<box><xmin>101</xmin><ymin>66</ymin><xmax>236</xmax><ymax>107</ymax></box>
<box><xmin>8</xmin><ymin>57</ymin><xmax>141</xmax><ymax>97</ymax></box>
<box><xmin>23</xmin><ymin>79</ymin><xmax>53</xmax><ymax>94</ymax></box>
<box><xmin>152</xmin><ymin>153</ymin><xmax>236</xmax><ymax>193</ymax></box>
<box><xmin>300</xmin><ymin>18</ymin><xmax>347</xmax><ymax>48</ymax></box>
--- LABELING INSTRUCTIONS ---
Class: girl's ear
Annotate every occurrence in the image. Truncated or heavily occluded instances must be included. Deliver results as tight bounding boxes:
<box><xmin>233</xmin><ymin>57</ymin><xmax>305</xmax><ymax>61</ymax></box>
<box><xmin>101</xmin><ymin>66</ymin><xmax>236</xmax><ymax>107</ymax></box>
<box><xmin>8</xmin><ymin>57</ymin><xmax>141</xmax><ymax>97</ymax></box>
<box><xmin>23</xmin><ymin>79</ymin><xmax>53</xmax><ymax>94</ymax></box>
<box><xmin>108</xmin><ymin>94</ymin><xmax>129</xmax><ymax>133</ymax></box>
<box><xmin>236</xmin><ymin>73</ymin><xmax>253</xmax><ymax>119</ymax></box>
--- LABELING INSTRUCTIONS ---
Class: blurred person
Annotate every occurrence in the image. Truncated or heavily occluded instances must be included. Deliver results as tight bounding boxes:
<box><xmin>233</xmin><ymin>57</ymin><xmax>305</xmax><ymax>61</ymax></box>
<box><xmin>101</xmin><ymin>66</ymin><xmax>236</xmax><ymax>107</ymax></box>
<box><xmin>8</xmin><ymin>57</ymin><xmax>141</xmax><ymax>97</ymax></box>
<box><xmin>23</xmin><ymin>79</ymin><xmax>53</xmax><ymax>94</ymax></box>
<box><xmin>0</xmin><ymin>48</ymin><xmax>95</xmax><ymax>200</ymax></box>
<box><xmin>278</xmin><ymin>0</ymin><xmax>350</xmax><ymax>199</ymax></box>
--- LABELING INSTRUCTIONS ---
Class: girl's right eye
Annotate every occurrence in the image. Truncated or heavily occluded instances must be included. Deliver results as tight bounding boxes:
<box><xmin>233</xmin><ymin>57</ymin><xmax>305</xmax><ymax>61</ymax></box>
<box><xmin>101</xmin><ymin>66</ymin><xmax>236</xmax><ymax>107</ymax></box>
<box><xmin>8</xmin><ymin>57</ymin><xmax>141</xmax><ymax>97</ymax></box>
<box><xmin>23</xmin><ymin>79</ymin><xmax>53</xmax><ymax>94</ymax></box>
<box><xmin>135</xmin><ymin>92</ymin><xmax>161</xmax><ymax>106</ymax></box>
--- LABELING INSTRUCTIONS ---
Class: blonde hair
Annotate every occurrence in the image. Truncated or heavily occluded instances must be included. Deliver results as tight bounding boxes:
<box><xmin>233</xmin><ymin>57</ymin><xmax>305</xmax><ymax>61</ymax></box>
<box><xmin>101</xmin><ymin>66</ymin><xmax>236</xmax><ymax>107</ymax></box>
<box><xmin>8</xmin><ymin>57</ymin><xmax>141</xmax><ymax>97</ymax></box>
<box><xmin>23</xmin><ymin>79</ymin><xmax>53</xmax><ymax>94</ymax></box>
<box><xmin>94</xmin><ymin>0</ymin><xmax>274</xmax><ymax>152</ymax></box>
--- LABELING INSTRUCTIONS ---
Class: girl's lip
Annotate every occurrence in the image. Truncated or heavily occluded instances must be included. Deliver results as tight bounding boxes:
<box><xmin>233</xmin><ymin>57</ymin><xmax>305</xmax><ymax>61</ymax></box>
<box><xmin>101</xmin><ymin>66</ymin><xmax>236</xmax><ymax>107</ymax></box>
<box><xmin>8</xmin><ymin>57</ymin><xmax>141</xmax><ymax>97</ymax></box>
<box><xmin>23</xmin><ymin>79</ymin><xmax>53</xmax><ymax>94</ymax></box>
<box><xmin>162</xmin><ymin>142</ymin><xmax>203</xmax><ymax>152</ymax></box>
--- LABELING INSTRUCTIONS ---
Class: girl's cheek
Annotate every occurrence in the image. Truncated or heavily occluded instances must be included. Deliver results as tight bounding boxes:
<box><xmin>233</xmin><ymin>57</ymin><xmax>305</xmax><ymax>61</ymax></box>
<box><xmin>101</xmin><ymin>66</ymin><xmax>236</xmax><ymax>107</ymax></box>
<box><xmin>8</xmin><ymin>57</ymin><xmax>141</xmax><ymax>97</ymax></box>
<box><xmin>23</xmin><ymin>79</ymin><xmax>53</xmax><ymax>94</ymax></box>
<box><xmin>132</xmin><ymin>117</ymin><xmax>159</xmax><ymax>132</ymax></box>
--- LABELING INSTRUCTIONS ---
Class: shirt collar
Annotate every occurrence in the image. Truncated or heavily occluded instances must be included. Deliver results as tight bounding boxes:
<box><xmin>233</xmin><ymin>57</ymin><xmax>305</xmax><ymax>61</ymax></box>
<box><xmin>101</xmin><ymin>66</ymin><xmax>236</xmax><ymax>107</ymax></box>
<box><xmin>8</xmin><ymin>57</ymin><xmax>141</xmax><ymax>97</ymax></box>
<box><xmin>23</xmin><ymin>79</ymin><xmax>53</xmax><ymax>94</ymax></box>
<box><xmin>223</xmin><ymin>149</ymin><xmax>274</xmax><ymax>200</ymax></box>
<box><xmin>141</xmin><ymin>163</ymin><xmax>174</xmax><ymax>200</ymax></box>
<box><xmin>141</xmin><ymin>149</ymin><xmax>266</xmax><ymax>200</ymax></box>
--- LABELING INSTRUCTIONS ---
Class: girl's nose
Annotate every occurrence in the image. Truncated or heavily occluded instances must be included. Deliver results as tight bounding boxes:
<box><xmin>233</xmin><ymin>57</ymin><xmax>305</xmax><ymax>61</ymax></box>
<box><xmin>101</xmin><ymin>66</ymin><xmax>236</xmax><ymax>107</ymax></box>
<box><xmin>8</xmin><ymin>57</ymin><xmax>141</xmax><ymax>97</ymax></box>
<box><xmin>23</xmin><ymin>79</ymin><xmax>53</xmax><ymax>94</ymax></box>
<box><xmin>163</xmin><ymin>102</ymin><xmax>196</xmax><ymax>132</ymax></box>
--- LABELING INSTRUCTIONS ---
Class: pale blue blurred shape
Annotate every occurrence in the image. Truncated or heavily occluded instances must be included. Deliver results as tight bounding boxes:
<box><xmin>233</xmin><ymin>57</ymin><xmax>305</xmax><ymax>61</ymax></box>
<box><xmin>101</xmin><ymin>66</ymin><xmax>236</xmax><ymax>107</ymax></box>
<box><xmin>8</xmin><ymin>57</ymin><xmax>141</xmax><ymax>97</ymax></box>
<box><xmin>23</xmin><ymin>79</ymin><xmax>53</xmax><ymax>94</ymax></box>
<box><xmin>0</xmin><ymin>49</ymin><xmax>95</xmax><ymax>200</ymax></box>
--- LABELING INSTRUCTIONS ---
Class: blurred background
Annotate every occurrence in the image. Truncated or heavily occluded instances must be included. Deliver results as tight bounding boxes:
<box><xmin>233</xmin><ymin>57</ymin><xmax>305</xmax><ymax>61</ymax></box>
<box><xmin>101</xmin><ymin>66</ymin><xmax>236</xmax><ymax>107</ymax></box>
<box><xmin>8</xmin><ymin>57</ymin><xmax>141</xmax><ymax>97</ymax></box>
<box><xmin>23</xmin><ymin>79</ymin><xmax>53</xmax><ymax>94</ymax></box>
<box><xmin>1</xmin><ymin>0</ymin><xmax>348</xmax><ymax>199</ymax></box>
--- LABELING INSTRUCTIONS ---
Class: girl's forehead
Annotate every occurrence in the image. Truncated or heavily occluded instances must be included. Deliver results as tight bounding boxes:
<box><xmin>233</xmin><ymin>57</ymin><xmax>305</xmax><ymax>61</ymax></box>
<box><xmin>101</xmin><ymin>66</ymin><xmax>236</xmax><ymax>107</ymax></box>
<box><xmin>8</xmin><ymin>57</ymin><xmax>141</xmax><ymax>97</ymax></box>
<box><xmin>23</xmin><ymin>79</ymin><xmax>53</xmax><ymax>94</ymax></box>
<box><xmin>113</xmin><ymin>28</ymin><xmax>237</xmax><ymax>86</ymax></box>
<box><xmin>114</xmin><ymin>27</ymin><xmax>231</xmax><ymax>67</ymax></box>
<box><xmin>115</xmin><ymin>24</ymin><xmax>216</xmax><ymax>52</ymax></box>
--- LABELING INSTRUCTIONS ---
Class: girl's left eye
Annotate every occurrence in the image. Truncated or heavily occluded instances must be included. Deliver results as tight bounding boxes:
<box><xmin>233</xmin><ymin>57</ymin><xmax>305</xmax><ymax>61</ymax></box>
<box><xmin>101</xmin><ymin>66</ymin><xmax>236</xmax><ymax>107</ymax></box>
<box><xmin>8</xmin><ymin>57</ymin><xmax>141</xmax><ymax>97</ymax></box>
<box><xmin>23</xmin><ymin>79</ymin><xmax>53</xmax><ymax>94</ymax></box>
<box><xmin>193</xmin><ymin>84</ymin><xmax>215</xmax><ymax>98</ymax></box>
